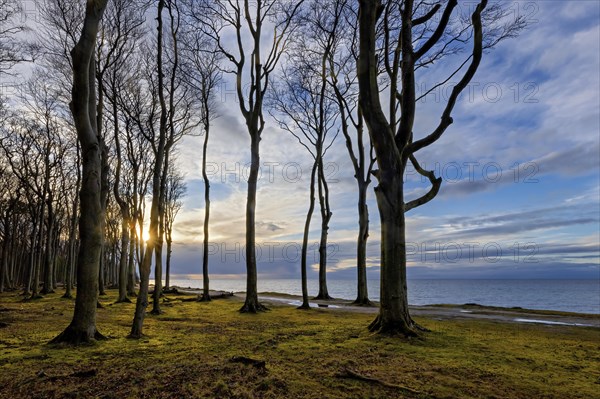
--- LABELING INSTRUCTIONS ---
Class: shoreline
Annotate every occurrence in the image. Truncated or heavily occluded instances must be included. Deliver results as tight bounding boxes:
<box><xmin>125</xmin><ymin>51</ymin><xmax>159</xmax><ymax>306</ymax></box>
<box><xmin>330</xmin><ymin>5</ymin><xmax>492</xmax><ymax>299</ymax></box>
<box><xmin>164</xmin><ymin>285</ymin><xmax>600</xmax><ymax>328</ymax></box>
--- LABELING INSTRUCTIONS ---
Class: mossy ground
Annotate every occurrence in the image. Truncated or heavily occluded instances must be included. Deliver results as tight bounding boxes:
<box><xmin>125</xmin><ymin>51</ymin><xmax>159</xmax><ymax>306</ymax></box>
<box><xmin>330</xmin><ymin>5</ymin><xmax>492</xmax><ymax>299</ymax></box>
<box><xmin>0</xmin><ymin>289</ymin><xmax>599</xmax><ymax>399</ymax></box>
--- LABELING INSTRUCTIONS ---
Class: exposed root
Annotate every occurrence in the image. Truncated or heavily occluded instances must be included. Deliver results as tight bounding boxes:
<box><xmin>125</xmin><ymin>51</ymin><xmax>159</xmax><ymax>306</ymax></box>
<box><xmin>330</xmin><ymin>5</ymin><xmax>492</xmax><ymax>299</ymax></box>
<box><xmin>114</xmin><ymin>297</ymin><xmax>132</xmax><ymax>304</ymax></box>
<box><xmin>297</xmin><ymin>303</ymin><xmax>311</xmax><ymax>310</ymax></box>
<box><xmin>61</xmin><ymin>293</ymin><xmax>73</xmax><ymax>299</ymax></box>
<box><xmin>312</xmin><ymin>294</ymin><xmax>333</xmax><ymax>300</ymax></box>
<box><xmin>239</xmin><ymin>300</ymin><xmax>269</xmax><ymax>313</ymax></box>
<box><xmin>368</xmin><ymin>315</ymin><xmax>421</xmax><ymax>338</ymax></box>
<box><xmin>49</xmin><ymin>325</ymin><xmax>106</xmax><ymax>346</ymax></box>
<box><xmin>337</xmin><ymin>367</ymin><xmax>420</xmax><ymax>395</ymax></box>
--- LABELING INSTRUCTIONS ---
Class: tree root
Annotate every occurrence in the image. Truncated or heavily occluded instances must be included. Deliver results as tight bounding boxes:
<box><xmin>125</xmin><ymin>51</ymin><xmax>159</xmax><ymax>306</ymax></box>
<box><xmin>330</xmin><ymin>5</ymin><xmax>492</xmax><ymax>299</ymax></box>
<box><xmin>368</xmin><ymin>315</ymin><xmax>422</xmax><ymax>338</ymax></box>
<box><xmin>49</xmin><ymin>325</ymin><xmax>106</xmax><ymax>346</ymax></box>
<box><xmin>337</xmin><ymin>367</ymin><xmax>420</xmax><ymax>395</ymax></box>
<box><xmin>312</xmin><ymin>293</ymin><xmax>333</xmax><ymax>300</ymax></box>
<box><xmin>239</xmin><ymin>300</ymin><xmax>269</xmax><ymax>313</ymax></box>
<box><xmin>114</xmin><ymin>297</ymin><xmax>132</xmax><ymax>304</ymax></box>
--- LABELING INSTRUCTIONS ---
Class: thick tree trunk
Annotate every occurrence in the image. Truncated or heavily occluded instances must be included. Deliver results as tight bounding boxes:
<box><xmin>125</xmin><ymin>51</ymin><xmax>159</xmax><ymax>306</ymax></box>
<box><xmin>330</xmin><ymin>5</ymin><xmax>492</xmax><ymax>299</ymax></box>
<box><xmin>357</xmin><ymin>0</ymin><xmax>417</xmax><ymax>336</ymax></box>
<box><xmin>240</xmin><ymin>133</ymin><xmax>267</xmax><ymax>313</ymax></box>
<box><xmin>368</xmin><ymin>176</ymin><xmax>417</xmax><ymax>335</ymax></box>
<box><xmin>50</xmin><ymin>0</ymin><xmax>108</xmax><ymax>345</ymax></box>
<box><xmin>354</xmin><ymin>181</ymin><xmax>372</xmax><ymax>305</ymax></box>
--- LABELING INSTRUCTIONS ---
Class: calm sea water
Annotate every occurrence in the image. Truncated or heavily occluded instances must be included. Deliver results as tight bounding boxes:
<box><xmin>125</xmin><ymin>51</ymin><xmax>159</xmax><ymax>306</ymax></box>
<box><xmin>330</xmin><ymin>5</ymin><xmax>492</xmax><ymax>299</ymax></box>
<box><xmin>170</xmin><ymin>278</ymin><xmax>600</xmax><ymax>314</ymax></box>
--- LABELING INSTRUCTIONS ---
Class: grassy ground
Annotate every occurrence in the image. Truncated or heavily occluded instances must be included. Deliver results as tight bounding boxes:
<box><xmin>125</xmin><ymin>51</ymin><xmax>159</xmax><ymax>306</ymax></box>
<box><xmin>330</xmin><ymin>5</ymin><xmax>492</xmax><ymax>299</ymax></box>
<box><xmin>0</xmin><ymin>289</ymin><xmax>599</xmax><ymax>399</ymax></box>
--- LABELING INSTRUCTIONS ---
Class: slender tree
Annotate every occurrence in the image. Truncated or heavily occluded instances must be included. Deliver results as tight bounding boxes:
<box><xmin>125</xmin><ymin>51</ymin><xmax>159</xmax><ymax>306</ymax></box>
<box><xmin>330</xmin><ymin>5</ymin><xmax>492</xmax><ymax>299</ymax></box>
<box><xmin>194</xmin><ymin>0</ymin><xmax>304</xmax><ymax>313</ymax></box>
<box><xmin>130</xmin><ymin>0</ymin><xmax>170</xmax><ymax>337</ymax></box>
<box><xmin>163</xmin><ymin>164</ymin><xmax>186</xmax><ymax>290</ymax></box>
<box><xmin>179</xmin><ymin>26</ymin><xmax>222</xmax><ymax>300</ymax></box>
<box><xmin>326</xmin><ymin>0</ymin><xmax>376</xmax><ymax>306</ymax></box>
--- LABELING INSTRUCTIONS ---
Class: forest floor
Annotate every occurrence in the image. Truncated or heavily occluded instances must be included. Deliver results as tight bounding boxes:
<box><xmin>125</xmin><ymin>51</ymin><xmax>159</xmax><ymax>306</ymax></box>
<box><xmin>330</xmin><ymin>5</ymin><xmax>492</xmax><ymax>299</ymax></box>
<box><xmin>0</xmin><ymin>289</ymin><xmax>599</xmax><ymax>399</ymax></box>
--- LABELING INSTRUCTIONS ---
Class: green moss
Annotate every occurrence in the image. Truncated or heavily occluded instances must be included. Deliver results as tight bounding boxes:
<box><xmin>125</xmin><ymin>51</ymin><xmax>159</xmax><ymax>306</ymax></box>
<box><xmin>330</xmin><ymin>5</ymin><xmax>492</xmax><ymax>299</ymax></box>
<box><xmin>0</xmin><ymin>289</ymin><xmax>599</xmax><ymax>398</ymax></box>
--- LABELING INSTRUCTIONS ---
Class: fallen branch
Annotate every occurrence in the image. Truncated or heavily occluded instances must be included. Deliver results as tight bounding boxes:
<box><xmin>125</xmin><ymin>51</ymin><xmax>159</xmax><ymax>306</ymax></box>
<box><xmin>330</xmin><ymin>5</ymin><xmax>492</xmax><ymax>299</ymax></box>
<box><xmin>337</xmin><ymin>367</ymin><xmax>420</xmax><ymax>395</ymax></box>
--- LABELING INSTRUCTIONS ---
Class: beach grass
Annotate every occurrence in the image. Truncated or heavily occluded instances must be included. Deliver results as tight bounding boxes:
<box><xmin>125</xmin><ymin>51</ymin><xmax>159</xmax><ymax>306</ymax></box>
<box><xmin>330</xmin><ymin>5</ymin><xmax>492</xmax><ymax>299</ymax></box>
<box><xmin>0</xmin><ymin>289</ymin><xmax>598</xmax><ymax>398</ymax></box>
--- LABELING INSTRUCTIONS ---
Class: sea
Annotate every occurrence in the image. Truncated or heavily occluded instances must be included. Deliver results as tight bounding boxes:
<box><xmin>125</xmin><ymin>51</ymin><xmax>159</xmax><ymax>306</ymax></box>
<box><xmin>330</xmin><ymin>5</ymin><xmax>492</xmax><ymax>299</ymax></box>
<box><xmin>170</xmin><ymin>278</ymin><xmax>600</xmax><ymax>315</ymax></box>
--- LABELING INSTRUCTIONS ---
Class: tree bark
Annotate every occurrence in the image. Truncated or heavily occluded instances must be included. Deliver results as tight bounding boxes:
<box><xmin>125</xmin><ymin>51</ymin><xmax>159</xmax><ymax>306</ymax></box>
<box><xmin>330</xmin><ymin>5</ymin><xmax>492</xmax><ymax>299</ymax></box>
<box><xmin>299</xmin><ymin>162</ymin><xmax>318</xmax><ymax>309</ymax></box>
<box><xmin>314</xmin><ymin>160</ymin><xmax>333</xmax><ymax>300</ymax></box>
<box><xmin>240</xmin><ymin>133</ymin><xmax>267</xmax><ymax>313</ymax></box>
<box><xmin>50</xmin><ymin>0</ymin><xmax>108</xmax><ymax>345</ymax></box>
<box><xmin>200</xmin><ymin>116</ymin><xmax>211</xmax><ymax>302</ymax></box>
<box><xmin>353</xmin><ymin>181</ymin><xmax>372</xmax><ymax>305</ymax></box>
<box><xmin>41</xmin><ymin>195</ymin><xmax>55</xmax><ymax>295</ymax></box>
<box><xmin>357</xmin><ymin>0</ymin><xmax>418</xmax><ymax>336</ymax></box>
<box><xmin>130</xmin><ymin>0</ymin><xmax>168</xmax><ymax>337</ymax></box>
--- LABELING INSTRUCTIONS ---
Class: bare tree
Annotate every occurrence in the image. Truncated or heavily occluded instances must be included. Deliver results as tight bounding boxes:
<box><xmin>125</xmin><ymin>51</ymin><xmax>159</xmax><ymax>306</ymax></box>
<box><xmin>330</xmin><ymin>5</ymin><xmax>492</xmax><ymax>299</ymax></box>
<box><xmin>192</xmin><ymin>0</ymin><xmax>304</xmax><ymax>313</ymax></box>
<box><xmin>163</xmin><ymin>164</ymin><xmax>186</xmax><ymax>290</ymax></box>
<box><xmin>357</xmin><ymin>0</ymin><xmax>525</xmax><ymax>335</ymax></box>
<box><xmin>129</xmin><ymin>0</ymin><xmax>171</xmax><ymax>337</ymax></box>
<box><xmin>326</xmin><ymin>0</ymin><xmax>376</xmax><ymax>306</ymax></box>
<box><xmin>269</xmin><ymin>0</ymin><xmax>344</xmax><ymax>306</ymax></box>
<box><xmin>179</xmin><ymin>25</ymin><xmax>222</xmax><ymax>300</ymax></box>
<box><xmin>51</xmin><ymin>0</ymin><xmax>109</xmax><ymax>344</ymax></box>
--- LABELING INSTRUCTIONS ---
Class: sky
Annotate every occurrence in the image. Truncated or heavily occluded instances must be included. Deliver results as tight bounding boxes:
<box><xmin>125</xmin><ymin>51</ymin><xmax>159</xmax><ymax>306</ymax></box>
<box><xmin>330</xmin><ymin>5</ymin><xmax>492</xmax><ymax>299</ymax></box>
<box><xmin>165</xmin><ymin>0</ymin><xmax>600</xmax><ymax>282</ymax></box>
<box><xmin>5</xmin><ymin>1</ymin><xmax>599</xmax><ymax>283</ymax></box>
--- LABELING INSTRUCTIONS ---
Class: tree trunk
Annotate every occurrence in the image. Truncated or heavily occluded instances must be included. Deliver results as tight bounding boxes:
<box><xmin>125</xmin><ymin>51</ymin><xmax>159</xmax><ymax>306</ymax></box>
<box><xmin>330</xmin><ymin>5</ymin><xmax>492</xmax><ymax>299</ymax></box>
<box><xmin>41</xmin><ymin>199</ymin><xmax>55</xmax><ymax>295</ymax></box>
<box><xmin>357</xmin><ymin>0</ymin><xmax>418</xmax><ymax>336</ymax></box>
<box><xmin>116</xmin><ymin>218</ymin><xmax>131</xmax><ymax>303</ymax></box>
<box><xmin>130</xmin><ymin>0</ymin><xmax>168</xmax><ymax>337</ymax></box>
<box><xmin>50</xmin><ymin>0</ymin><xmax>108</xmax><ymax>345</ymax></box>
<box><xmin>299</xmin><ymin>162</ymin><xmax>318</xmax><ymax>309</ymax></box>
<box><xmin>354</xmin><ymin>181</ymin><xmax>372</xmax><ymax>305</ymax></box>
<box><xmin>127</xmin><ymin>225</ymin><xmax>136</xmax><ymax>297</ymax></box>
<box><xmin>165</xmin><ymin>239</ymin><xmax>172</xmax><ymax>291</ymax></box>
<box><xmin>240</xmin><ymin>133</ymin><xmax>267</xmax><ymax>313</ymax></box>
<box><xmin>151</xmin><ymin>236</ymin><xmax>163</xmax><ymax>314</ymax></box>
<box><xmin>367</xmin><ymin>175</ymin><xmax>417</xmax><ymax>335</ymax></box>
<box><xmin>32</xmin><ymin>201</ymin><xmax>45</xmax><ymax>299</ymax></box>
<box><xmin>200</xmin><ymin>120</ymin><xmax>211</xmax><ymax>302</ymax></box>
<box><xmin>314</xmin><ymin>161</ymin><xmax>332</xmax><ymax>300</ymax></box>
